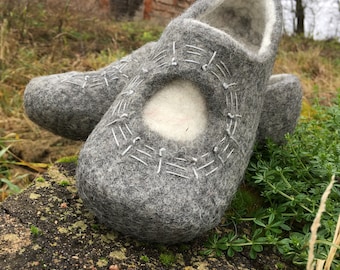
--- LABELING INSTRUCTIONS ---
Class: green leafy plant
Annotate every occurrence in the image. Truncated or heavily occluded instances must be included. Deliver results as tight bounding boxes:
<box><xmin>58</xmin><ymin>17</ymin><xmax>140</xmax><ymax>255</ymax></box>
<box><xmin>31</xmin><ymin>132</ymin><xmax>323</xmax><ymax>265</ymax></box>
<box><xmin>202</xmin><ymin>94</ymin><xmax>340</xmax><ymax>267</ymax></box>
<box><xmin>35</xmin><ymin>176</ymin><xmax>45</xmax><ymax>183</ymax></box>
<box><xmin>30</xmin><ymin>225</ymin><xmax>42</xmax><ymax>236</ymax></box>
<box><xmin>140</xmin><ymin>255</ymin><xmax>150</xmax><ymax>263</ymax></box>
<box><xmin>59</xmin><ymin>179</ymin><xmax>70</xmax><ymax>187</ymax></box>
<box><xmin>159</xmin><ymin>252</ymin><xmax>176</xmax><ymax>267</ymax></box>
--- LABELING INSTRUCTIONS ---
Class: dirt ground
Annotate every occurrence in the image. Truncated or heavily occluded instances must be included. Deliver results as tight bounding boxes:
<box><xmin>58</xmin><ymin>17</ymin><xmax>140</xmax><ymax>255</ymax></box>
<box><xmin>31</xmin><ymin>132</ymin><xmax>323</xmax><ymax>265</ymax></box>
<box><xmin>0</xmin><ymin>162</ymin><xmax>300</xmax><ymax>270</ymax></box>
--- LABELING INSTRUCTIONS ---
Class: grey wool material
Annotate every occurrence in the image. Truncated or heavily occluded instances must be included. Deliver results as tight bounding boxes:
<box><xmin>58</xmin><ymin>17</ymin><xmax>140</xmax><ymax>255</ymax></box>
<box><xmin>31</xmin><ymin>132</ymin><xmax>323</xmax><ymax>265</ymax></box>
<box><xmin>76</xmin><ymin>0</ymin><xmax>284</xmax><ymax>243</ymax></box>
<box><xmin>24</xmin><ymin>49</ymin><xmax>302</xmax><ymax>143</ymax></box>
<box><xmin>24</xmin><ymin>42</ymin><xmax>155</xmax><ymax>140</ymax></box>
<box><xmin>257</xmin><ymin>74</ymin><xmax>302</xmax><ymax>144</ymax></box>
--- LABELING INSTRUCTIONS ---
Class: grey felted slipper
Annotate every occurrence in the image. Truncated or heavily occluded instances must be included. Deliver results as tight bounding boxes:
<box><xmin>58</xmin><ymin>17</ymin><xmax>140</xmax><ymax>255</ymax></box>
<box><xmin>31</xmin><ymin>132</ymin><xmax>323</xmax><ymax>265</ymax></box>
<box><xmin>24</xmin><ymin>42</ymin><xmax>155</xmax><ymax>140</ymax></box>
<box><xmin>257</xmin><ymin>74</ymin><xmax>302</xmax><ymax>145</ymax></box>
<box><xmin>76</xmin><ymin>0</ymin><xmax>283</xmax><ymax>244</ymax></box>
<box><xmin>24</xmin><ymin>47</ymin><xmax>301</xmax><ymax>142</ymax></box>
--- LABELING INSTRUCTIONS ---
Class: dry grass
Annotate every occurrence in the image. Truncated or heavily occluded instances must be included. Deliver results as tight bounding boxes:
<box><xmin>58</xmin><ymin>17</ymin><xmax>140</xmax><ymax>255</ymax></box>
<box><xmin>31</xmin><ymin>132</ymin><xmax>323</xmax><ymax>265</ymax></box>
<box><xmin>0</xmin><ymin>0</ymin><xmax>162</xmax><ymax>117</ymax></box>
<box><xmin>325</xmin><ymin>215</ymin><xmax>340</xmax><ymax>269</ymax></box>
<box><xmin>307</xmin><ymin>175</ymin><xmax>339</xmax><ymax>270</ymax></box>
<box><xmin>274</xmin><ymin>36</ymin><xmax>340</xmax><ymax>105</ymax></box>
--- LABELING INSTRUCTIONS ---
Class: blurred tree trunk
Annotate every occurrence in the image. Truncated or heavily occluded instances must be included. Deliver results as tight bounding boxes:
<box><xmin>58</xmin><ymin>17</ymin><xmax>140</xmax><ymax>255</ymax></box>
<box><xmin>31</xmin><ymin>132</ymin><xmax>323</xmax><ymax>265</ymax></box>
<box><xmin>110</xmin><ymin>0</ymin><xmax>143</xmax><ymax>20</ymax></box>
<box><xmin>296</xmin><ymin>0</ymin><xmax>304</xmax><ymax>34</ymax></box>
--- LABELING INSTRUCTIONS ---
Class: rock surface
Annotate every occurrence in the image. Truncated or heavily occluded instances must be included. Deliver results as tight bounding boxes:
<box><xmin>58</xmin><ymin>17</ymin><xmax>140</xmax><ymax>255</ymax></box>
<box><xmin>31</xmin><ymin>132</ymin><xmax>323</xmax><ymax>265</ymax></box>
<box><xmin>0</xmin><ymin>162</ymin><xmax>299</xmax><ymax>270</ymax></box>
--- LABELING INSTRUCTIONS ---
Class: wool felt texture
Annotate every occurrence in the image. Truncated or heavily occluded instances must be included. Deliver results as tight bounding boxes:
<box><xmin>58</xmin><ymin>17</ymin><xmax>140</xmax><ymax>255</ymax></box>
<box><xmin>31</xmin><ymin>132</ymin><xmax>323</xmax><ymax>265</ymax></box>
<box><xmin>24</xmin><ymin>44</ymin><xmax>301</xmax><ymax>143</ymax></box>
<box><xmin>76</xmin><ymin>0</ymin><xmax>283</xmax><ymax>244</ymax></box>
<box><xmin>257</xmin><ymin>74</ymin><xmax>302</xmax><ymax>144</ymax></box>
<box><xmin>24</xmin><ymin>42</ymin><xmax>155</xmax><ymax>140</ymax></box>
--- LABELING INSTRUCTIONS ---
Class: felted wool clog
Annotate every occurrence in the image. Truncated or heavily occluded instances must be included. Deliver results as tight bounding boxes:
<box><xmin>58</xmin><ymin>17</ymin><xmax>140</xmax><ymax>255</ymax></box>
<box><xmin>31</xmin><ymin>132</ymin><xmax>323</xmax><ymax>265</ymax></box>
<box><xmin>25</xmin><ymin>48</ymin><xmax>301</xmax><ymax>142</ymax></box>
<box><xmin>77</xmin><ymin>0</ymin><xmax>283</xmax><ymax>243</ymax></box>
<box><xmin>257</xmin><ymin>74</ymin><xmax>302</xmax><ymax>144</ymax></box>
<box><xmin>24</xmin><ymin>42</ymin><xmax>155</xmax><ymax>140</ymax></box>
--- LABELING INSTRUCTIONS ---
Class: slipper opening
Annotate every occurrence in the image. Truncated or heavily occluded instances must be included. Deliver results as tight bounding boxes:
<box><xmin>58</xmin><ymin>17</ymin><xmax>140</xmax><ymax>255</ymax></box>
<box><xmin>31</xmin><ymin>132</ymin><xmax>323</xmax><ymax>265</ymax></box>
<box><xmin>199</xmin><ymin>0</ymin><xmax>277</xmax><ymax>55</ymax></box>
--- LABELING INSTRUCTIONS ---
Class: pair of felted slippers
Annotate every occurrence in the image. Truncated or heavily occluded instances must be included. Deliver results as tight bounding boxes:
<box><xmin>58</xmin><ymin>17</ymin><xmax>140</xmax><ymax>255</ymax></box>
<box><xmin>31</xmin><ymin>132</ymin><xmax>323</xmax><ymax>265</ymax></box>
<box><xmin>24</xmin><ymin>0</ymin><xmax>302</xmax><ymax>244</ymax></box>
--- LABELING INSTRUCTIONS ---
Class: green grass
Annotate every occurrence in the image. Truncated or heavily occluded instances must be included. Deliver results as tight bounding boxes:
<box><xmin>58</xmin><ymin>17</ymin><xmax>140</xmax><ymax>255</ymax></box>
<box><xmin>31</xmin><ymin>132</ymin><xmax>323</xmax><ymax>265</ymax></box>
<box><xmin>58</xmin><ymin>179</ymin><xmax>70</xmax><ymax>187</ymax></box>
<box><xmin>35</xmin><ymin>176</ymin><xmax>46</xmax><ymax>183</ymax></box>
<box><xmin>30</xmin><ymin>225</ymin><xmax>42</xmax><ymax>236</ymax></box>
<box><xmin>159</xmin><ymin>251</ymin><xmax>176</xmax><ymax>267</ymax></box>
<box><xmin>0</xmin><ymin>137</ymin><xmax>23</xmax><ymax>199</ymax></box>
<box><xmin>56</xmin><ymin>155</ymin><xmax>78</xmax><ymax>164</ymax></box>
<box><xmin>140</xmin><ymin>255</ymin><xmax>150</xmax><ymax>263</ymax></box>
